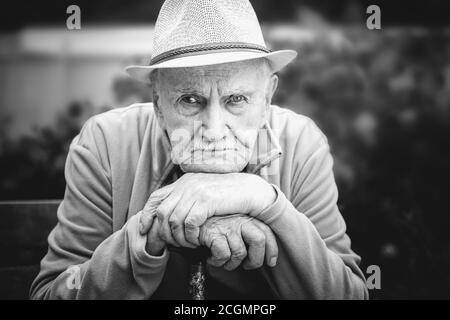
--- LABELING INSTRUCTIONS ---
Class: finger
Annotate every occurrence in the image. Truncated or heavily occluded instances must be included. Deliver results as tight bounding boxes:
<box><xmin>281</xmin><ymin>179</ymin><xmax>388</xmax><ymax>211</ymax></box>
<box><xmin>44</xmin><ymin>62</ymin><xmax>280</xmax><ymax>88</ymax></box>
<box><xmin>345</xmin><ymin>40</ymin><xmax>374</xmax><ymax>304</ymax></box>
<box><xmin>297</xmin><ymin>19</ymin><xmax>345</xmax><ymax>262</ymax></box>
<box><xmin>156</xmin><ymin>192</ymin><xmax>183</xmax><ymax>247</ymax></box>
<box><xmin>252</xmin><ymin>219</ymin><xmax>279</xmax><ymax>267</ymax></box>
<box><xmin>241</xmin><ymin>223</ymin><xmax>265</xmax><ymax>270</ymax></box>
<box><xmin>169</xmin><ymin>194</ymin><xmax>197</xmax><ymax>248</ymax></box>
<box><xmin>147</xmin><ymin>217</ymin><xmax>166</xmax><ymax>256</ymax></box>
<box><xmin>141</xmin><ymin>185</ymin><xmax>175</xmax><ymax>235</ymax></box>
<box><xmin>184</xmin><ymin>201</ymin><xmax>209</xmax><ymax>246</ymax></box>
<box><xmin>139</xmin><ymin>210</ymin><xmax>156</xmax><ymax>235</ymax></box>
<box><xmin>207</xmin><ymin>236</ymin><xmax>231</xmax><ymax>267</ymax></box>
<box><xmin>223</xmin><ymin>232</ymin><xmax>247</xmax><ymax>271</ymax></box>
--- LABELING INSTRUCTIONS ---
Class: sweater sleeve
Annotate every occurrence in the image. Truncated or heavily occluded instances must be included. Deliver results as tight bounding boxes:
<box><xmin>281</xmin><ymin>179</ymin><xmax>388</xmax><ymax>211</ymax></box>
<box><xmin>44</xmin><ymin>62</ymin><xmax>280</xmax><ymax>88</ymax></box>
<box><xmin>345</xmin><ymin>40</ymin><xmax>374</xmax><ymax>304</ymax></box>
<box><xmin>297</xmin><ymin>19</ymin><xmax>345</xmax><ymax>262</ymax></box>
<box><xmin>30</xmin><ymin>119</ymin><xmax>169</xmax><ymax>300</ymax></box>
<box><xmin>257</xmin><ymin>125</ymin><xmax>369</xmax><ymax>300</ymax></box>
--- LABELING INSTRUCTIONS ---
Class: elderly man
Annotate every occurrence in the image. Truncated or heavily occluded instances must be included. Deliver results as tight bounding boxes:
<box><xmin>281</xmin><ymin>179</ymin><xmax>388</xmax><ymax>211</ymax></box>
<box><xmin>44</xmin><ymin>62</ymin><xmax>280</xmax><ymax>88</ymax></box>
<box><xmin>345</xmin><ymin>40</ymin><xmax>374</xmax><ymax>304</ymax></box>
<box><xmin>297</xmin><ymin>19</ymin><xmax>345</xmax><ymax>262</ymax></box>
<box><xmin>30</xmin><ymin>0</ymin><xmax>369</xmax><ymax>299</ymax></box>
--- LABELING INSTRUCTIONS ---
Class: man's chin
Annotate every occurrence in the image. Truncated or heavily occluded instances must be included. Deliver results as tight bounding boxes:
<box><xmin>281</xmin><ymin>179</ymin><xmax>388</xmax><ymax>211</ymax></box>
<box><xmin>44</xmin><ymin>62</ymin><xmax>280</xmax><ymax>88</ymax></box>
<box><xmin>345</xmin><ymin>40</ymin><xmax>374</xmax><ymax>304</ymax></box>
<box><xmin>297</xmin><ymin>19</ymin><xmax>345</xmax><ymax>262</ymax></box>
<box><xmin>179</xmin><ymin>161</ymin><xmax>248</xmax><ymax>173</ymax></box>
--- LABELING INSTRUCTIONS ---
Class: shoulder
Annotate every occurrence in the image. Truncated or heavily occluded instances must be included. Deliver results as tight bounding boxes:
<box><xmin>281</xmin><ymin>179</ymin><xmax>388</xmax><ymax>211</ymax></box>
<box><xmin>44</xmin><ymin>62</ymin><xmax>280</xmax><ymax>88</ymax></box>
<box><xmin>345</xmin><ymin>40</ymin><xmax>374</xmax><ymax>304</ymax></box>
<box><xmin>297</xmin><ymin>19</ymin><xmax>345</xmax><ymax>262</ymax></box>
<box><xmin>74</xmin><ymin>103</ymin><xmax>155</xmax><ymax>147</ymax></box>
<box><xmin>268</xmin><ymin>105</ymin><xmax>329</xmax><ymax>158</ymax></box>
<box><xmin>71</xmin><ymin>103</ymin><xmax>156</xmax><ymax>167</ymax></box>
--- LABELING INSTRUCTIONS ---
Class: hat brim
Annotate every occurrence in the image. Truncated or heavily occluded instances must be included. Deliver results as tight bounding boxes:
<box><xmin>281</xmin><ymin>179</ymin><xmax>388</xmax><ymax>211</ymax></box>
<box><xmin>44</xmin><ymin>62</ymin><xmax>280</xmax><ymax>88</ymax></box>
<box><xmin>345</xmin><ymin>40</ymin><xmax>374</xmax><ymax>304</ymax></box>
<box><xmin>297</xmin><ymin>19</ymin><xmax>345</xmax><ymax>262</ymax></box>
<box><xmin>125</xmin><ymin>49</ymin><xmax>297</xmax><ymax>83</ymax></box>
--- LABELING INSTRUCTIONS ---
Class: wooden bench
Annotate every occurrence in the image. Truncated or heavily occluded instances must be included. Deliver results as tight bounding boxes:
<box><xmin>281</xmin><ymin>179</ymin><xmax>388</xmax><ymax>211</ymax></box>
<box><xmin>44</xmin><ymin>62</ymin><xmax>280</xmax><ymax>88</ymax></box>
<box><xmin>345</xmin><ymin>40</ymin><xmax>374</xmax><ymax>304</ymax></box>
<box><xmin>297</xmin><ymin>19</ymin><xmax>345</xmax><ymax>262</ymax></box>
<box><xmin>0</xmin><ymin>200</ymin><xmax>60</xmax><ymax>299</ymax></box>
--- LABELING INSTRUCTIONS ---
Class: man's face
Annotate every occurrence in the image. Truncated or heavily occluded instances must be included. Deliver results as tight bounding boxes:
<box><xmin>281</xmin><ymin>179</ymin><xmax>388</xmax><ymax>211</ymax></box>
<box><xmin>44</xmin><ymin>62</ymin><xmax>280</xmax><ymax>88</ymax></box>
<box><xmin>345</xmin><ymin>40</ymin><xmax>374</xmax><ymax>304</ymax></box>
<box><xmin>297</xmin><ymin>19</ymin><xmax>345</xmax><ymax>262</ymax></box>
<box><xmin>152</xmin><ymin>59</ymin><xmax>278</xmax><ymax>173</ymax></box>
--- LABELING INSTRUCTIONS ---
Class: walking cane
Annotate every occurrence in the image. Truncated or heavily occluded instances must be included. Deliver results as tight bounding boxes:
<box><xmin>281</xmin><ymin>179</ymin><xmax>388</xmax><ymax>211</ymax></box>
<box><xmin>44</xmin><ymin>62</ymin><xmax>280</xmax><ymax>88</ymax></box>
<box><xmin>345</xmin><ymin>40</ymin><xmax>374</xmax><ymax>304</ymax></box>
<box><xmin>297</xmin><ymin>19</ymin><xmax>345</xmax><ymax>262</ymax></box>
<box><xmin>170</xmin><ymin>246</ymin><xmax>210</xmax><ymax>300</ymax></box>
<box><xmin>188</xmin><ymin>247</ymin><xmax>210</xmax><ymax>300</ymax></box>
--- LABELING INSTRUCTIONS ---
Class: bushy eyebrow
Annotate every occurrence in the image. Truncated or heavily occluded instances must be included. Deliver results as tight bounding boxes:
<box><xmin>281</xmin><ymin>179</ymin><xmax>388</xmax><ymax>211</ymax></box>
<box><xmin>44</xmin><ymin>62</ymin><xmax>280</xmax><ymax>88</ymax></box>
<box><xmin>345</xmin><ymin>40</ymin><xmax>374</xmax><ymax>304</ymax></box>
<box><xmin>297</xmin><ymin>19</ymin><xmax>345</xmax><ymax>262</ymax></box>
<box><xmin>220</xmin><ymin>87</ymin><xmax>257</xmax><ymax>96</ymax></box>
<box><xmin>170</xmin><ymin>79</ymin><xmax>260</xmax><ymax>97</ymax></box>
<box><xmin>174</xmin><ymin>87</ymin><xmax>205</xmax><ymax>95</ymax></box>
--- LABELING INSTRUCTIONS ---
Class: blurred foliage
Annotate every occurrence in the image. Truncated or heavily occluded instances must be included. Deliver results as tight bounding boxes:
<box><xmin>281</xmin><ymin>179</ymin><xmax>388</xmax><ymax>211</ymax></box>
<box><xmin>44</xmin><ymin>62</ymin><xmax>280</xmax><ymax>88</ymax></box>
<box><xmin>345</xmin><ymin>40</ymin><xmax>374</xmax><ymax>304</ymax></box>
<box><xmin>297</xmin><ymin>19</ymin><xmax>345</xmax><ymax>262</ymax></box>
<box><xmin>271</xmin><ymin>28</ymin><xmax>450</xmax><ymax>299</ymax></box>
<box><xmin>1</xmin><ymin>28</ymin><xmax>450</xmax><ymax>298</ymax></box>
<box><xmin>0</xmin><ymin>102</ymin><xmax>112</xmax><ymax>200</ymax></box>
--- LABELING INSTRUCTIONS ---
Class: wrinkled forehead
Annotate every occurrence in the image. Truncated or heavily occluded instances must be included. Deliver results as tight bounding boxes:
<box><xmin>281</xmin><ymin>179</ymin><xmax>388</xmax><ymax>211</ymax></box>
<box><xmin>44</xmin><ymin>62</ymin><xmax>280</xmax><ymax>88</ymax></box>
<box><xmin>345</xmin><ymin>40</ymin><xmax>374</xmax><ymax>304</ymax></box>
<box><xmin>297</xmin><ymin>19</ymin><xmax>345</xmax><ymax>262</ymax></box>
<box><xmin>155</xmin><ymin>59</ymin><xmax>271</xmax><ymax>92</ymax></box>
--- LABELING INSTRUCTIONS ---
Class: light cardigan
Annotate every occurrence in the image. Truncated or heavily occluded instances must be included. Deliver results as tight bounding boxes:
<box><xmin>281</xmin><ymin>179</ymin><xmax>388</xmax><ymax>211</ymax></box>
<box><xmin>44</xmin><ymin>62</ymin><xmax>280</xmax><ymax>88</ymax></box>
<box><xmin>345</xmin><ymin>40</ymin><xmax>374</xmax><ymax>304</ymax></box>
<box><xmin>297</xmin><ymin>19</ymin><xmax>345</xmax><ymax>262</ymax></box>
<box><xmin>30</xmin><ymin>104</ymin><xmax>369</xmax><ymax>299</ymax></box>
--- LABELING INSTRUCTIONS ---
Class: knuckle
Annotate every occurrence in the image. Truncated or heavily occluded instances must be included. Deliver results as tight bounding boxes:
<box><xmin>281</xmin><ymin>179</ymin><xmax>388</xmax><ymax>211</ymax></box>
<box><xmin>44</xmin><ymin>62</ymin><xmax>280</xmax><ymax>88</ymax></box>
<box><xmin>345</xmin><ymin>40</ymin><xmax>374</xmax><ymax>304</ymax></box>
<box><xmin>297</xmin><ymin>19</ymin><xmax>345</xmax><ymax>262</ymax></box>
<box><xmin>199</xmin><ymin>229</ymin><xmax>211</xmax><ymax>245</ymax></box>
<box><xmin>186</xmin><ymin>233</ymin><xmax>199</xmax><ymax>244</ymax></box>
<box><xmin>232</xmin><ymin>248</ymin><xmax>247</xmax><ymax>260</ymax></box>
<box><xmin>155</xmin><ymin>207</ymin><xmax>166</xmax><ymax>220</ymax></box>
<box><xmin>168</xmin><ymin>217</ymin><xmax>181</xmax><ymax>230</ymax></box>
<box><xmin>212</xmin><ymin>242</ymin><xmax>230</xmax><ymax>261</ymax></box>
<box><xmin>184</xmin><ymin>219</ymin><xmax>197</xmax><ymax>230</ymax></box>
<box><xmin>220</xmin><ymin>252</ymin><xmax>231</xmax><ymax>261</ymax></box>
<box><xmin>214</xmin><ymin>251</ymin><xmax>230</xmax><ymax>261</ymax></box>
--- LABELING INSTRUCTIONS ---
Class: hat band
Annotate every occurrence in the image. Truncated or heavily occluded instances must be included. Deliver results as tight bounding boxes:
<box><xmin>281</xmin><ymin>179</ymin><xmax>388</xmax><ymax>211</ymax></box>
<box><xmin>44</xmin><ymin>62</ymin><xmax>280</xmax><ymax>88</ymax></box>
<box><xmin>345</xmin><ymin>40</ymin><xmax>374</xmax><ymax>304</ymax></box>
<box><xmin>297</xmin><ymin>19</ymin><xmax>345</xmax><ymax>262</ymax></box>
<box><xmin>150</xmin><ymin>42</ymin><xmax>271</xmax><ymax>66</ymax></box>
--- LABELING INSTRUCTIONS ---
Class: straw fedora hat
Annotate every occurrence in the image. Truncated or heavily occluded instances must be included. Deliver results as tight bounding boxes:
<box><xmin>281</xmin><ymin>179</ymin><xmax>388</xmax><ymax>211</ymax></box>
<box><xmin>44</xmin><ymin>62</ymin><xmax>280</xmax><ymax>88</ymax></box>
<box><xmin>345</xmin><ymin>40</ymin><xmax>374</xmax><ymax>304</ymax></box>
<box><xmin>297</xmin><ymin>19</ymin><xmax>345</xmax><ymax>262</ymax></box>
<box><xmin>126</xmin><ymin>0</ymin><xmax>297</xmax><ymax>83</ymax></box>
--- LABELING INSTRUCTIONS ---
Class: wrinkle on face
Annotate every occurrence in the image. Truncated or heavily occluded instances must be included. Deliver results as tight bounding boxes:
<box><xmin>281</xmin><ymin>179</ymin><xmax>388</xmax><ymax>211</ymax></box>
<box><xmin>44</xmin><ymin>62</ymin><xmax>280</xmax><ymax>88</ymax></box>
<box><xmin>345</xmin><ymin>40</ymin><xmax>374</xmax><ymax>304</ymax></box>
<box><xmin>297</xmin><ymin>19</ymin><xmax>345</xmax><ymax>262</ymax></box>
<box><xmin>159</xmin><ymin>60</ymin><xmax>270</xmax><ymax>100</ymax></box>
<box><xmin>151</xmin><ymin>59</ymin><xmax>276</xmax><ymax>173</ymax></box>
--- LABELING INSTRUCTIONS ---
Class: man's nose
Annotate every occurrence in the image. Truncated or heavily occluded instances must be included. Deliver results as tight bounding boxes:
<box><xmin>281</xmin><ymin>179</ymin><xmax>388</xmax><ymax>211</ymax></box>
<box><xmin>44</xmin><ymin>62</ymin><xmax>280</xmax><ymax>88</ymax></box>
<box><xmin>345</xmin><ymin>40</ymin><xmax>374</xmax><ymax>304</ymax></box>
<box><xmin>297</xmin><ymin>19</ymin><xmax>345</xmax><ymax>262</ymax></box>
<box><xmin>201</xmin><ymin>102</ymin><xmax>227</xmax><ymax>142</ymax></box>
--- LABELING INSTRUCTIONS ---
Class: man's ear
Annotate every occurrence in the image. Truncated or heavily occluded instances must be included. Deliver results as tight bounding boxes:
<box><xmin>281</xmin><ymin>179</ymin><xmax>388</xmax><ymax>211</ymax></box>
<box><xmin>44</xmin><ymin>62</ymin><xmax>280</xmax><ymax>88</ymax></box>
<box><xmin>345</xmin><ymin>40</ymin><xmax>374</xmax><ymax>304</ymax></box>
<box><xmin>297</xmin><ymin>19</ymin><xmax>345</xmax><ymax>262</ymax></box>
<box><xmin>261</xmin><ymin>74</ymin><xmax>278</xmax><ymax>126</ymax></box>
<box><xmin>150</xmin><ymin>70</ymin><xmax>166</xmax><ymax>130</ymax></box>
<box><xmin>266</xmin><ymin>74</ymin><xmax>279</xmax><ymax>106</ymax></box>
<box><xmin>152</xmin><ymin>87</ymin><xmax>166</xmax><ymax>130</ymax></box>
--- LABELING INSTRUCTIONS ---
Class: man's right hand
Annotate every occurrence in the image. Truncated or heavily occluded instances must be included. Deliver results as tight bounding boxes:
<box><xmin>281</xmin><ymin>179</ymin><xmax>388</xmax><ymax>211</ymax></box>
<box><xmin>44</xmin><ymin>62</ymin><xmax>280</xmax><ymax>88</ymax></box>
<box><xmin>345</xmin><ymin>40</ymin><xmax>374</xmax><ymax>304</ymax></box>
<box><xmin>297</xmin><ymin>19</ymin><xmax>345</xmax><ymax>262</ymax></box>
<box><xmin>199</xmin><ymin>214</ymin><xmax>278</xmax><ymax>270</ymax></box>
<box><xmin>140</xmin><ymin>211</ymin><xmax>278</xmax><ymax>270</ymax></box>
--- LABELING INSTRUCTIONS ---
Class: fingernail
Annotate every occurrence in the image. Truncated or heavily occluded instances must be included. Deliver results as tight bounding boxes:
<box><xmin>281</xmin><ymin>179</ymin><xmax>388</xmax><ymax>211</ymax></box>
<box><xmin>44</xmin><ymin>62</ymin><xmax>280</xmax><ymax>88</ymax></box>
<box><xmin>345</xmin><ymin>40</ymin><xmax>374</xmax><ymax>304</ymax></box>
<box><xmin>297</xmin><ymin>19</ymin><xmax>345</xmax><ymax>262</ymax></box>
<box><xmin>139</xmin><ymin>222</ymin><xmax>144</xmax><ymax>234</ymax></box>
<box><xmin>269</xmin><ymin>257</ymin><xmax>277</xmax><ymax>267</ymax></box>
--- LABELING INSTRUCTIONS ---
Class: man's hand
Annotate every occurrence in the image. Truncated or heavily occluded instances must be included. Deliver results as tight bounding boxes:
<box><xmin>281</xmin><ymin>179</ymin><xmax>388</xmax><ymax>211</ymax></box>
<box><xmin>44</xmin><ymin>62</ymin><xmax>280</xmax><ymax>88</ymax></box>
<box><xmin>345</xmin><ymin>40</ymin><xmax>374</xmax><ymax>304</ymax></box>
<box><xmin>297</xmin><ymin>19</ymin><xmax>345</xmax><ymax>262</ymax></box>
<box><xmin>141</xmin><ymin>172</ymin><xmax>276</xmax><ymax>247</ymax></box>
<box><xmin>140</xmin><ymin>212</ymin><xmax>278</xmax><ymax>270</ymax></box>
<box><xmin>199</xmin><ymin>214</ymin><xmax>278</xmax><ymax>270</ymax></box>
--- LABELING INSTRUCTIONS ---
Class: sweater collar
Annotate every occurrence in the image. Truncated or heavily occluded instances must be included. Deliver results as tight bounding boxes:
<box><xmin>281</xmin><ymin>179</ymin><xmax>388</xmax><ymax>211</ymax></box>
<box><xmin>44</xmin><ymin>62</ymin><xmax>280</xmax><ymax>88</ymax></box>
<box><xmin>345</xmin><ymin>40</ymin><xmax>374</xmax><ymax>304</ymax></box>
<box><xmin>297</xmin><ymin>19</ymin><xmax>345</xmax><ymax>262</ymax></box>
<box><xmin>244</xmin><ymin>120</ymin><xmax>283</xmax><ymax>174</ymax></box>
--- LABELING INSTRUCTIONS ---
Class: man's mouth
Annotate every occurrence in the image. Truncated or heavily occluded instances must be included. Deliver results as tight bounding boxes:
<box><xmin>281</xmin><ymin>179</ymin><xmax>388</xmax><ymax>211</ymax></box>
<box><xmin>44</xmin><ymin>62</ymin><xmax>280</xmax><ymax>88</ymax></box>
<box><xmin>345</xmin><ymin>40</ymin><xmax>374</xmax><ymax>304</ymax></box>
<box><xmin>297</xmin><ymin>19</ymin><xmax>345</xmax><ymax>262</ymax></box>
<box><xmin>192</xmin><ymin>147</ymin><xmax>239</xmax><ymax>153</ymax></box>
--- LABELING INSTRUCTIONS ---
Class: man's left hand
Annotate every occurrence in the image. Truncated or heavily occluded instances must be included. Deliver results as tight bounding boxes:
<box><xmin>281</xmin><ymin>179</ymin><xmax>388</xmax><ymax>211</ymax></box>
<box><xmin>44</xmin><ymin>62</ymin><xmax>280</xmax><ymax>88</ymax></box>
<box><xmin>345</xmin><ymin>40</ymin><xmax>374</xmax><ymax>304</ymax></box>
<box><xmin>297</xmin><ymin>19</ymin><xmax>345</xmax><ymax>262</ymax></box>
<box><xmin>140</xmin><ymin>172</ymin><xmax>276</xmax><ymax>246</ymax></box>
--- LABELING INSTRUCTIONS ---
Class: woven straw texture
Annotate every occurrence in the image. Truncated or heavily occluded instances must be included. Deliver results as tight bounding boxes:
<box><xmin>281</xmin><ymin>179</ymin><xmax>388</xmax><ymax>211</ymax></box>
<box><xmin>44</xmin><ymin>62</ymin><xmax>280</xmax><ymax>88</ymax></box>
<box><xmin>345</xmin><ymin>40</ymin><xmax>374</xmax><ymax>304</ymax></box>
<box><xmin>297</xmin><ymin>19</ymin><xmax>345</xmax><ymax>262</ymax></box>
<box><xmin>152</xmin><ymin>0</ymin><xmax>267</xmax><ymax>58</ymax></box>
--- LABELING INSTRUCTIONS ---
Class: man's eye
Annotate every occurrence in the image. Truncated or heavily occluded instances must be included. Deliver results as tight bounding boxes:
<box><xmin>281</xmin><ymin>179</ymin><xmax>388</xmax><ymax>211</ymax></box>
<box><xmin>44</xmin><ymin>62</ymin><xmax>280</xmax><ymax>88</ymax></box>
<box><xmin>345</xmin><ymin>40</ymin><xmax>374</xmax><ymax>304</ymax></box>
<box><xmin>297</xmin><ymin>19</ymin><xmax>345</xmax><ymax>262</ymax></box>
<box><xmin>180</xmin><ymin>95</ymin><xmax>200</xmax><ymax>105</ymax></box>
<box><xmin>228</xmin><ymin>95</ymin><xmax>248</xmax><ymax>105</ymax></box>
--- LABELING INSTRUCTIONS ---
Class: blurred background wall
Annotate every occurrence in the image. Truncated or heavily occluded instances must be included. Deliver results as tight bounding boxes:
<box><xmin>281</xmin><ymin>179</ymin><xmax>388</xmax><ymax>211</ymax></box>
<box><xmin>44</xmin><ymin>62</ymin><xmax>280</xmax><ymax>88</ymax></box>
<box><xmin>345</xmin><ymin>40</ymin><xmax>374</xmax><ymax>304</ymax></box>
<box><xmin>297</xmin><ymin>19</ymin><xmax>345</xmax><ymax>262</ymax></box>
<box><xmin>0</xmin><ymin>0</ymin><xmax>450</xmax><ymax>299</ymax></box>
